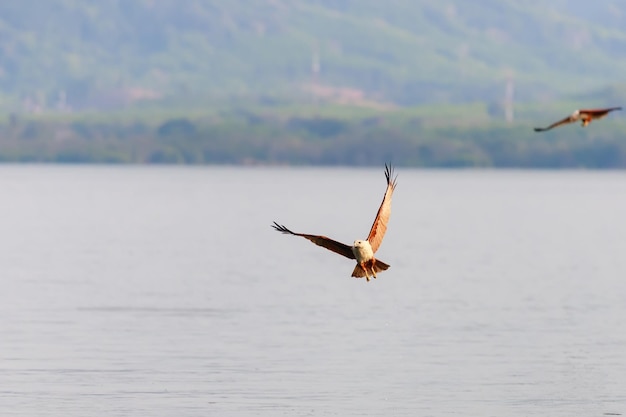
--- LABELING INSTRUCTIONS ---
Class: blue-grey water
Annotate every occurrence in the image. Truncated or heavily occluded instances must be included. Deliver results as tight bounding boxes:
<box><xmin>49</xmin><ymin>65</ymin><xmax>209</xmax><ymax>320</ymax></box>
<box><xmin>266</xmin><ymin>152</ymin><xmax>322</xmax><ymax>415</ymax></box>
<box><xmin>1</xmin><ymin>165</ymin><xmax>626</xmax><ymax>417</ymax></box>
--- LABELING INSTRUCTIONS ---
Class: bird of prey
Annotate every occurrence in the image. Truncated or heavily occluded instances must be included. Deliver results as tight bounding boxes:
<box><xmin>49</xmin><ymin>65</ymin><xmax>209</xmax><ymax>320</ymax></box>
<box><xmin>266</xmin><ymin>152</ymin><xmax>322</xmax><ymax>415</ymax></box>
<box><xmin>533</xmin><ymin>107</ymin><xmax>621</xmax><ymax>132</ymax></box>
<box><xmin>272</xmin><ymin>164</ymin><xmax>397</xmax><ymax>281</ymax></box>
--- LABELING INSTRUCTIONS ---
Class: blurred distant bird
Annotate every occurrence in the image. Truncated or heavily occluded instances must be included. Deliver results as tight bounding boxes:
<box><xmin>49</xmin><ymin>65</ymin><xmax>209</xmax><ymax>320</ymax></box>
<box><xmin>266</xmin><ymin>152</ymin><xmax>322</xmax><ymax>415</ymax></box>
<box><xmin>272</xmin><ymin>164</ymin><xmax>397</xmax><ymax>281</ymax></box>
<box><xmin>533</xmin><ymin>107</ymin><xmax>622</xmax><ymax>132</ymax></box>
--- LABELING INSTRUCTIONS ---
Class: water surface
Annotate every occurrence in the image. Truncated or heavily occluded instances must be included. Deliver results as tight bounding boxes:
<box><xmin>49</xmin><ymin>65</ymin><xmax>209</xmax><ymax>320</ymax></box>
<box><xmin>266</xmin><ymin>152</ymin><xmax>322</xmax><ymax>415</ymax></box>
<box><xmin>1</xmin><ymin>166</ymin><xmax>625</xmax><ymax>416</ymax></box>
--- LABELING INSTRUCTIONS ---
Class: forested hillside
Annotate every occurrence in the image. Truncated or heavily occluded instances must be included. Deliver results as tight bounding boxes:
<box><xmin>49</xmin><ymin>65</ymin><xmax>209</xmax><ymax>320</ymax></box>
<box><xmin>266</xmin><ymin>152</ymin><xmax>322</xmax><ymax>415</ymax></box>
<box><xmin>1</xmin><ymin>0</ymin><xmax>626</xmax><ymax>109</ymax></box>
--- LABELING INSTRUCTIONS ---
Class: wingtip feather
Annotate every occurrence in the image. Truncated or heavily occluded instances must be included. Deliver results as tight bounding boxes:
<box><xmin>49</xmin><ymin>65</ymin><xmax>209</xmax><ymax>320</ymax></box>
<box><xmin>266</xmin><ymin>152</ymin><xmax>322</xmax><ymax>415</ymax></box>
<box><xmin>384</xmin><ymin>162</ymin><xmax>398</xmax><ymax>189</ymax></box>
<box><xmin>271</xmin><ymin>221</ymin><xmax>294</xmax><ymax>235</ymax></box>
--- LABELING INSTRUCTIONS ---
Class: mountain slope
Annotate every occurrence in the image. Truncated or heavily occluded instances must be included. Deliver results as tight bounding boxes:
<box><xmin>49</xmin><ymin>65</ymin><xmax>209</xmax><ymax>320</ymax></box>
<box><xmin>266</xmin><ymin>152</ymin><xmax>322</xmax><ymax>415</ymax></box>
<box><xmin>1</xmin><ymin>0</ymin><xmax>626</xmax><ymax>108</ymax></box>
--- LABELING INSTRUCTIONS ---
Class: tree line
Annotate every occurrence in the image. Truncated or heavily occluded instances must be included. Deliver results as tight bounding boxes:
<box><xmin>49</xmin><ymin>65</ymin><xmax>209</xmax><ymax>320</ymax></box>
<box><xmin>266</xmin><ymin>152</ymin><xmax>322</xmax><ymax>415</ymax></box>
<box><xmin>1</xmin><ymin>112</ymin><xmax>625</xmax><ymax>168</ymax></box>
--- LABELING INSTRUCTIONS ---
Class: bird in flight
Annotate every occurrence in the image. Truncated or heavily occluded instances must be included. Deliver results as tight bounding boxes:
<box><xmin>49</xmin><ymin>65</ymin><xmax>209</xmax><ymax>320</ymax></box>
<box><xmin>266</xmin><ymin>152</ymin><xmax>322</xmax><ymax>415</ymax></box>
<box><xmin>533</xmin><ymin>107</ymin><xmax>621</xmax><ymax>132</ymax></box>
<box><xmin>272</xmin><ymin>164</ymin><xmax>397</xmax><ymax>281</ymax></box>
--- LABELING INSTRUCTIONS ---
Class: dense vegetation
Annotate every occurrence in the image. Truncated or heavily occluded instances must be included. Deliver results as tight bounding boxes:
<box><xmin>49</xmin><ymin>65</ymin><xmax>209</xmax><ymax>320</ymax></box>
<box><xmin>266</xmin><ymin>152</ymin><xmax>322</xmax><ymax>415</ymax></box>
<box><xmin>2</xmin><ymin>0</ymin><xmax>626</xmax><ymax>108</ymax></box>
<box><xmin>2</xmin><ymin>100</ymin><xmax>626</xmax><ymax>168</ymax></box>
<box><xmin>1</xmin><ymin>1</ymin><xmax>626</xmax><ymax>167</ymax></box>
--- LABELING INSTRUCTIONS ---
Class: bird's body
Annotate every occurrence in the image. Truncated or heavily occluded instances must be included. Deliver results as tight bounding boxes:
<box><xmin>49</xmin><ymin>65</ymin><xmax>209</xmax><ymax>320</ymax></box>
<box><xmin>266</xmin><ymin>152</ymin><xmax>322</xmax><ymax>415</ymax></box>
<box><xmin>534</xmin><ymin>107</ymin><xmax>621</xmax><ymax>132</ymax></box>
<box><xmin>350</xmin><ymin>239</ymin><xmax>389</xmax><ymax>279</ymax></box>
<box><xmin>272</xmin><ymin>164</ymin><xmax>397</xmax><ymax>281</ymax></box>
<box><xmin>352</xmin><ymin>239</ymin><xmax>374</xmax><ymax>263</ymax></box>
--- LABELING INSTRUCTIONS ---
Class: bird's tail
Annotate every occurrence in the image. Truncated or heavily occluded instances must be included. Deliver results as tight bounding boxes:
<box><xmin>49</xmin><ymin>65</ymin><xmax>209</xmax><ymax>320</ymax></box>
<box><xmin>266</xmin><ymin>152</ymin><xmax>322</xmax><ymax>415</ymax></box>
<box><xmin>351</xmin><ymin>259</ymin><xmax>390</xmax><ymax>278</ymax></box>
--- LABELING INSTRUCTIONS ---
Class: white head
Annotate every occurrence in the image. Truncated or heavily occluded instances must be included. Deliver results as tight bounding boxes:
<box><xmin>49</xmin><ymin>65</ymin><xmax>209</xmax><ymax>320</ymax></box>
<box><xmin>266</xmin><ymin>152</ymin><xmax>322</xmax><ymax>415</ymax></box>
<box><xmin>571</xmin><ymin>110</ymin><xmax>580</xmax><ymax>118</ymax></box>
<box><xmin>352</xmin><ymin>239</ymin><xmax>374</xmax><ymax>261</ymax></box>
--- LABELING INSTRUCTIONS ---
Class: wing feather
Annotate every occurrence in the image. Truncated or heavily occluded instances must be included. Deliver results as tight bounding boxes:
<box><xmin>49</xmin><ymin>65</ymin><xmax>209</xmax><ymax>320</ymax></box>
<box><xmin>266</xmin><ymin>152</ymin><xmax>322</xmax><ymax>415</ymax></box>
<box><xmin>366</xmin><ymin>163</ymin><xmax>397</xmax><ymax>253</ymax></box>
<box><xmin>272</xmin><ymin>222</ymin><xmax>355</xmax><ymax>260</ymax></box>
<box><xmin>533</xmin><ymin>115</ymin><xmax>575</xmax><ymax>132</ymax></box>
<box><xmin>578</xmin><ymin>107</ymin><xmax>622</xmax><ymax>114</ymax></box>
<box><xmin>579</xmin><ymin>107</ymin><xmax>622</xmax><ymax>117</ymax></box>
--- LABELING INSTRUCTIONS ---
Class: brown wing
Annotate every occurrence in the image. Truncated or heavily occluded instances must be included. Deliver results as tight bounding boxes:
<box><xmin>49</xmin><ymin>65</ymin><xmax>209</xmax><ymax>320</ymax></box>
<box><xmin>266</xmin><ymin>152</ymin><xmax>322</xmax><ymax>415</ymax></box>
<box><xmin>533</xmin><ymin>115</ymin><xmax>576</xmax><ymax>132</ymax></box>
<box><xmin>579</xmin><ymin>107</ymin><xmax>622</xmax><ymax>119</ymax></box>
<box><xmin>272</xmin><ymin>222</ymin><xmax>355</xmax><ymax>260</ymax></box>
<box><xmin>366</xmin><ymin>163</ymin><xmax>397</xmax><ymax>253</ymax></box>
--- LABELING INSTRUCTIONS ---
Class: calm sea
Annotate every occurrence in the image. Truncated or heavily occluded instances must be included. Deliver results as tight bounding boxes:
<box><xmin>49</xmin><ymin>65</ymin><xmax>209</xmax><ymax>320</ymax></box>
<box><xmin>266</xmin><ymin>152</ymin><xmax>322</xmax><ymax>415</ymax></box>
<box><xmin>1</xmin><ymin>165</ymin><xmax>626</xmax><ymax>417</ymax></box>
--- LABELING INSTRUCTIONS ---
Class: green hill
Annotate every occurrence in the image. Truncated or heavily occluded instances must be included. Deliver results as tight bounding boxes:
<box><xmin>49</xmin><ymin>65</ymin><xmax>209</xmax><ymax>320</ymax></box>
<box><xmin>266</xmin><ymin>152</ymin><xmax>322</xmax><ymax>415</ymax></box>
<box><xmin>2</xmin><ymin>0</ymin><xmax>626</xmax><ymax>110</ymax></box>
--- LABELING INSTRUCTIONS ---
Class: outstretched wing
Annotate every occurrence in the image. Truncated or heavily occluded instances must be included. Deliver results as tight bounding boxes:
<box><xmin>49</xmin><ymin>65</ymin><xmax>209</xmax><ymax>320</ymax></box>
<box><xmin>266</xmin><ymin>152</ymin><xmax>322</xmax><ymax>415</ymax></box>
<box><xmin>533</xmin><ymin>115</ymin><xmax>575</xmax><ymax>132</ymax></box>
<box><xmin>579</xmin><ymin>107</ymin><xmax>622</xmax><ymax>118</ymax></box>
<box><xmin>272</xmin><ymin>222</ymin><xmax>355</xmax><ymax>260</ymax></box>
<box><xmin>366</xmin><ymin>163</ymin><xmax>397</xmax><ymax>253</ymax></box>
